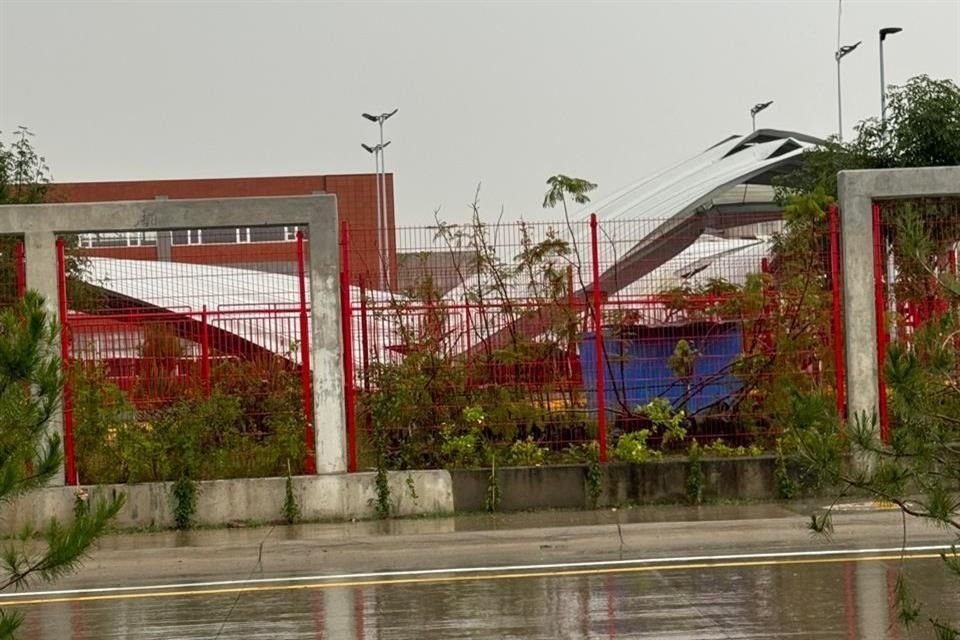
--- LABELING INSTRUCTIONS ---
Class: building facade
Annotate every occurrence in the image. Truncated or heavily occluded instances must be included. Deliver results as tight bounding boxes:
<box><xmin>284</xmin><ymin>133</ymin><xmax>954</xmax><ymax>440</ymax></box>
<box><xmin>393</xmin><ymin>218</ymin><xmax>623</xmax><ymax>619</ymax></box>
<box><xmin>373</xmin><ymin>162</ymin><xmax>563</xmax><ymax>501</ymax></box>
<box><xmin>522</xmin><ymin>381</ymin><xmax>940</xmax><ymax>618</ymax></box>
<box><xmin>50</xmin><ymin>173</ymin><xmax>396</xmax><ymax>288</ymax></box>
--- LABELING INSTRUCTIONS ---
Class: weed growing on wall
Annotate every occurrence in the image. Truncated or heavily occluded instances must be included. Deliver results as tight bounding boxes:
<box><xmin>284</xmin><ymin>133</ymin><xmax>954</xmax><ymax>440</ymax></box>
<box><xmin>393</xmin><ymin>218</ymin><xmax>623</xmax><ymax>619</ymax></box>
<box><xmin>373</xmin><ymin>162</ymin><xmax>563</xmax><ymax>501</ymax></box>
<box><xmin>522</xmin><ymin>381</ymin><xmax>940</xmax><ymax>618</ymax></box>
<box><xmin>171</xmin><ymin>476</ymin><xmax>197</xmax><ymax>530</ymax></box>
<box><xmin>686</xmin><ymin>440</ymin><xmax>704</xmax><ymax>505</ymax></box>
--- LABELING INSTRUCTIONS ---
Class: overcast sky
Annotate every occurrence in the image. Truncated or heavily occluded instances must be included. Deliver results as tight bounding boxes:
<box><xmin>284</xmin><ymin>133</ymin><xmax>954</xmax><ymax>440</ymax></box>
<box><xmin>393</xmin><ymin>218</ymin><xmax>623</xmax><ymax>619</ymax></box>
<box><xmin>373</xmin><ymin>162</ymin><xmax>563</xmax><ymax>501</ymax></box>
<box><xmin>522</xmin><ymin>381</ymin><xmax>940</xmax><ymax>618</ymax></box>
<box><xmin>1</xmin><ymin>0</ymin><xmax>957</xmax><ymax>225</ymax></box>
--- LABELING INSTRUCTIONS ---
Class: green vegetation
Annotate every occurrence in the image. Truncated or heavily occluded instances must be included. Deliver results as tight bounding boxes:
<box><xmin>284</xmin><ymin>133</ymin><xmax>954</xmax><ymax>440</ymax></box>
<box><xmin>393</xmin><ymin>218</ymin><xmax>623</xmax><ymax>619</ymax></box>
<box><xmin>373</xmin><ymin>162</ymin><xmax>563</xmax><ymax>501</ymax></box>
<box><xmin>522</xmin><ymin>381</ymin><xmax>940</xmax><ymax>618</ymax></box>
<box><xmin>780</xmin><ymin>75</ymin><xmax>960</xmax><ymax>637</ymax></box>
<box><xmin>282</xmin><ymin>464</ymin><xmax>301</xmax><ymax>525</ymax></box>
<box><xmin>685</xmin><ymin>440</ymin><xmax>704</xmax><ymax>505</ymax></box>
<box><xmin>0</xmin><ymin>294</ymin><xmax>122</xmax><ymax>635</ymax></box>
<box><xmin>72</xmin><ymin>358</ymin><xmax>306</xmax><ymax>484</ymax></box>
<box><xmin>171</xmin><ymin>476</ymin><xmax>198</xmax><ymax>530</ymax></box>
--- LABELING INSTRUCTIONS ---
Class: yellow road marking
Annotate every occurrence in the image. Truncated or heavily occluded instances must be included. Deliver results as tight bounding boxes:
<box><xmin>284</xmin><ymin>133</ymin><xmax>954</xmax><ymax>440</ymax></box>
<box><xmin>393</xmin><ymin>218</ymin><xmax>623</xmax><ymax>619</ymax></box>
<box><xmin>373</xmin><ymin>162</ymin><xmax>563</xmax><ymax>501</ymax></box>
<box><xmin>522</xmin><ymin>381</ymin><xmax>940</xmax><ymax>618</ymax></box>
<box><xmin>7</xmin><ymin>553</ymin><xmax>943</xmax><ymax>607</ymax></box>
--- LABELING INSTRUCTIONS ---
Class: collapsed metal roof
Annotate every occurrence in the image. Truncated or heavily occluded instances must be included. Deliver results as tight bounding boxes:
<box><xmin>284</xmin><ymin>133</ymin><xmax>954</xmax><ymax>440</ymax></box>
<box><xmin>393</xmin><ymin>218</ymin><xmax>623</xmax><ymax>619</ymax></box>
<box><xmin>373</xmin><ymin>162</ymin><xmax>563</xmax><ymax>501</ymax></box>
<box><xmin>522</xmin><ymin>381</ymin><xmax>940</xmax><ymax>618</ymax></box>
<box><xmin>78</xmin><ymin>257</ymin><xmax>404</xmax><ymax>369</ymax></box>
<box><xmin>75</xmin><ymin>129</ymin><xmax>820</xmax><ymax>362</ymax></box>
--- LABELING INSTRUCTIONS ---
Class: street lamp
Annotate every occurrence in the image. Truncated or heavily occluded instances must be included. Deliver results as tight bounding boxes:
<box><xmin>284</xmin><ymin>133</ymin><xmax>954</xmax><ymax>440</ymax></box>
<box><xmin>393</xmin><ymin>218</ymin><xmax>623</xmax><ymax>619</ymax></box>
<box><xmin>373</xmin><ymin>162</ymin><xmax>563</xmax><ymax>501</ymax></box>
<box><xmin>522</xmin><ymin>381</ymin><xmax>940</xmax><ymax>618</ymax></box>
<box><xmin>361</xmin><ymin>109</ymin><xmax>398</xmax><ymax>288</ymax></box>
<box><xmin>750</xmin><ymin>101</ymin><xmax>773</xmax><ymax>132</ymax></box>
<box><xmin>835</xmin><ymin>41</ymin><xmax>861</xmax><ymax>142</ymax></box>
<box><xmin>879</xmin><ymin>27</ymin><xmax>902</xmax><ymax>124</ymax></box>
<box><xmin>360</xmin><ymin>141</ymin><xmax>391</xmax><ymax>287</ymax></box>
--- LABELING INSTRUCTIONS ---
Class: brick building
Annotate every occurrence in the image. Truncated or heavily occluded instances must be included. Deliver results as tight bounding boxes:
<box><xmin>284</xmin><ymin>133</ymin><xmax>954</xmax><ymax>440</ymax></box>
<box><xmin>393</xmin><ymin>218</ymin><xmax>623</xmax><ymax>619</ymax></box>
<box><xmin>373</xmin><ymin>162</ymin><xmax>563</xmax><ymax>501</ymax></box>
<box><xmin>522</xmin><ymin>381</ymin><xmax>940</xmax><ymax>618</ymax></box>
<box><xmin>49</xmin><ymin>174</ymin><xmax>395</xmax><ymax>288</ymax></box>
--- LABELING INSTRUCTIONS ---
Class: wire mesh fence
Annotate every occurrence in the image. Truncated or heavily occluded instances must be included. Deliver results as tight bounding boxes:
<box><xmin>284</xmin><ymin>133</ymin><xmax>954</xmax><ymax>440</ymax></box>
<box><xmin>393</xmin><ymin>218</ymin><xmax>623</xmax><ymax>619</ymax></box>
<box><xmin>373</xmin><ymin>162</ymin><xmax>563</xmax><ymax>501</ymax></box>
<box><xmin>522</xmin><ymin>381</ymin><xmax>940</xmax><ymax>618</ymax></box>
<box><xmin>0</xmin><ymin>237</ymin><xmax>25</xmax><ymax>308</ymax></box>
<box><xmin>344</xmin><ymin>209</ymin><xmax>844</xmax><ymax>469</ymax></box>
<box><xmin>873</xmin><ymin>198</ymin><xmax>960</xmax><ymax>441</ymax></box>
<box><xmin>59</xmin><ymin>227</ymin><xmax>315</xmax><ymax>484</ymax></box>
<box><xmin>44</xmin><ymin>206</ymin><xmax>852</xmax><ymax>477</ymax></box>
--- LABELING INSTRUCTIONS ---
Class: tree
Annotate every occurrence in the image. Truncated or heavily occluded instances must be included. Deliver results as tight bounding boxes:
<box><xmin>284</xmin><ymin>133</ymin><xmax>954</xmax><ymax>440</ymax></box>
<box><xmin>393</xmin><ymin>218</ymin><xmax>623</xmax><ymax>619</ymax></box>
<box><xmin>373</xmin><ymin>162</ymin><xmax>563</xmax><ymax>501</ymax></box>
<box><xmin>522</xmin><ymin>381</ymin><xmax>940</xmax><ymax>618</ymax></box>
<box><xmin>0</xmin><ymin>127</ymin><xmax>51</xmax><ymax>205</ymax></box>
<box><xmin>776</xmin><ymin>75</ymin><xmax>960</xmax><ymax>198</ymax></box>
<box><xmin>0</xmin><ymin>128</ymin><xmax>94</xmax><ymax>311</ymax></box>
<box><xmin>789</xmin><ymin>206</ymin><xmax>960</xmax><ymax>637</ymax></box>
<box><xmin>0</xmin><ymin>293</ymin><xmax>123</xmax><ymax>636</ymax></box>
<box><xmin>780</xmin><ymin>76</ymin><xmax>960</xmax><ymax>637</ymax></box>
<box><xmin>542</xmin><ymin>174</ymin><xmax>597</xmax><ymax>304</ymax></box>
<box><xmin>542</xmin><ymin>174</ymin><xmax>597</xmax><ymax>212</ymax></box>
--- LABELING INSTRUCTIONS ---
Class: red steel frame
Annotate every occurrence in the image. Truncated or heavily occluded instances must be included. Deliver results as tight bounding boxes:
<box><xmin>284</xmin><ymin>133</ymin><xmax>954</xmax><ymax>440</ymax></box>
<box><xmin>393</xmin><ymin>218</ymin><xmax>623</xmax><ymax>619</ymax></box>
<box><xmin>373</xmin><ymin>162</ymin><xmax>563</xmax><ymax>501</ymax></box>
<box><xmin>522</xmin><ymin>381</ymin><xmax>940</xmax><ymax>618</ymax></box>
<box><xmin>589</xmin><ymin>213</ymin><xmax>607</xmax><ymax>462</ymax></box>
<box><xmin>338</xmin><ymin>213</ymin><xmax>844</xmax><ymax>469</ymax></box>
<box><xmin>340</xmin><ymin>223</ymin><xmax>358</xmax><ymax>472</ymax></box>
<box><xmin>55</xmin><ymin>239</ymin><xmax>77</xmax><ymax>486</ymax></box>
<box><xmin>297</xmin><ymin>232</ymin><xmax>317</xmax><ymax>474</ymax></box>
<box><xmin>871</xmin><ymin>203</ymin><xmax>891</xmax><ymax>443</ymax></box>
<box><xmin>200</xmin><ymin>305</ymin><xmax>211</xmax><ymax>395</ymax></box>
<box><xmin>829</xmin><ymin>205</ymin><xmax>846</xmax><ymax>421</ymax></box>
<box><xmin>15</xmin><ymin>241</ymin><xmax>26</xmax><ymax>299</ymax></box>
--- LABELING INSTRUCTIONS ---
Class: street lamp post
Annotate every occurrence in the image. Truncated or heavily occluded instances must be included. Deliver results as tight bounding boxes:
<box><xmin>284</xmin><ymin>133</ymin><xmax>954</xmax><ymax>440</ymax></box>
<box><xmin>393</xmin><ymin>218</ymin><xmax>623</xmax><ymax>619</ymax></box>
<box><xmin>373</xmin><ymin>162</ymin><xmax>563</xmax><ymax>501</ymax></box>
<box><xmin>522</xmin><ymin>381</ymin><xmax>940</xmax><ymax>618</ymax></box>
<box><xmin>835</xmin><ymin>41</ymin><xmax>862</xmax><ymax>142</ymax></box>
<box><xmin>750</xmin><ymin>101</ymin><xmax>773</xmax><ymax>132</ymax></box>
<box><xmin>360</xmin><ymin>141</ymin><xmax>391</xmax><ymax>287</ymax></box>
<box><xmin>362</xmin><ymin>109</ymin><xmax>398</xmax><ymax>289</ymax></box>
<box><xmin>879</xmin><ymin>27</ymin><xmax>903</xmax><ymax>124</ymax></box>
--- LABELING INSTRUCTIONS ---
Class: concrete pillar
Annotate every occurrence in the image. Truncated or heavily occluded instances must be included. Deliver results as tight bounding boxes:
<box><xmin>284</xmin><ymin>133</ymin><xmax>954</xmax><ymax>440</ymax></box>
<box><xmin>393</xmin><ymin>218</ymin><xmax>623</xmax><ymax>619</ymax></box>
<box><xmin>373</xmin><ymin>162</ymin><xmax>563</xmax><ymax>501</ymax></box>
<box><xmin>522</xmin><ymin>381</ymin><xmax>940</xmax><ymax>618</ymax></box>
<box><xmin>23</xmin><ymin>230</ymin><xmax>66</xmax><ymax>486</ymax></box>
<box><xmin>308</xmin><ymin>197</ymin><xmax>347</xmax><ymax>473</ymax></box>
<box><xmin>839</xmin><ymin>166</ymin><xmax>960</xmax><ymax>454</ymax></box>
<box><xmin>154</xmin><ymin>197</ymin><xmax>172</xmax><ymax>262</ymax></box>
<box><xmin>156</xmin><ymin>230</ymin><xmax>172</xmax><ymax>262</ymax></box>
<box><xmin>838</xmin><ymin>177</ymin><xmax>880</xmax><ymax>437</ymax></box>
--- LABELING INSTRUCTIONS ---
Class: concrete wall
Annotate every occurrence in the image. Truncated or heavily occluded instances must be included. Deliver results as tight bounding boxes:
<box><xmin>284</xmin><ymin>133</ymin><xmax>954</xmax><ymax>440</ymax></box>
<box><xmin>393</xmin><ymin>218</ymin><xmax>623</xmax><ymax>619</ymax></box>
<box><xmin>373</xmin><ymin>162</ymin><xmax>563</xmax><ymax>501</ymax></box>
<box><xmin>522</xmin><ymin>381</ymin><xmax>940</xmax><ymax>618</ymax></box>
<box><xmin>0</xmin><ymin>195</ymin><xmax>348</xmax><ymax>478</ymax></box>
<box><xmin>451</xmin><ymin>456</ymin><xmax>795</xmax><ymax>512</ymax></box>
<box><xmin>2</xmin><ymin>456</ymin><xmax>806</xmax><ymax>533</ymax></box>
<box><xmin>2</xmin><ymin>471</ymin><xmax>454</xmax><ymax>534</ymax></box>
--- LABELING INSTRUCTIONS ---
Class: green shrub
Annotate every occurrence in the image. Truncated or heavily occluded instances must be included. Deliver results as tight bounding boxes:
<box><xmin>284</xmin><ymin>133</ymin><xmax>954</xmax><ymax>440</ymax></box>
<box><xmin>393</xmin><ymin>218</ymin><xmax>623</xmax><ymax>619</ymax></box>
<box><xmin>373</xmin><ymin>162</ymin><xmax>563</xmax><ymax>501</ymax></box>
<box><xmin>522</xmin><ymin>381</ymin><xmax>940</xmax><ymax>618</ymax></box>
<box><xmin>507</xmin><ymin>437</ymin><xmax>547</xmax><ymax>466</ymax></box>
<box><xmin>439</xmin><ymin>426</ymin><xmax>484</xmax><ymax>468</ymax></box>
<box><xmin>613</xmin><ymin>430</ymin><xmax>661</xmax><ymax>463</ymax></box>
<box><xmin>72</xmin><ymin>358</ymin><xmax>308</xmax><ymax>483</ymax></box>
<box><xmin>702</xmin><ymin>439</ymin><xmax>764</xmax><ymax>458</ymax></box>
<box><xmin>171</xmin><ymin>475</ymin><xmax>198</xmax><ymax>530</ymax></box>
<box><xmin>686</xmin><ymin>440</ymin><xmax>704</xmax><ymax>504</ymax></box>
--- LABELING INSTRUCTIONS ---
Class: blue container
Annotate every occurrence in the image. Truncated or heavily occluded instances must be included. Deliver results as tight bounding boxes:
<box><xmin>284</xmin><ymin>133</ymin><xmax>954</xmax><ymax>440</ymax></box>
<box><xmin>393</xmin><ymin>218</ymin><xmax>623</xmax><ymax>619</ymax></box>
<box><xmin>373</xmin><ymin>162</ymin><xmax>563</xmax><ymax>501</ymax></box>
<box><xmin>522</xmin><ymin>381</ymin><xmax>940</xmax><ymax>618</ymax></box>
<box><xmin>580</xmin><ymin>322</ymin><xmax>744</xmax><ymax>415</ymax></box>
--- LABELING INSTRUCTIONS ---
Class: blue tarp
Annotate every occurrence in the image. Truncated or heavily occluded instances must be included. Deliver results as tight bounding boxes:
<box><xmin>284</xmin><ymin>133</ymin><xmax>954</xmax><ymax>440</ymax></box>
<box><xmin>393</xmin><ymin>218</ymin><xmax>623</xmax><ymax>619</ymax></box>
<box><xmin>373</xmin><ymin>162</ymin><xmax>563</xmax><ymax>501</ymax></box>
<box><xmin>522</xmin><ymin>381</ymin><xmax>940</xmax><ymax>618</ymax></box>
<box><xmin>580</xmin><ymin>322</ymin><xmax>744</xmax><ymax>415</ymax></box>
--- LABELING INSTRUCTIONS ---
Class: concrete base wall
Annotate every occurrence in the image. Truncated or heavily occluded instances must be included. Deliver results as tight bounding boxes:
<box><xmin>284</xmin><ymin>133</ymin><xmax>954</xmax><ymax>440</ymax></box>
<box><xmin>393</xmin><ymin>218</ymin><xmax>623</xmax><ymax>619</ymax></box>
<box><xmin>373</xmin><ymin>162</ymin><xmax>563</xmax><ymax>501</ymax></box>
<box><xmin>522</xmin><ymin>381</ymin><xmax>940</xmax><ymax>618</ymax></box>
<box><xmin>451</xmin><ymin>456</ymin><xmax>795</xmax><ymax>512</ymax></box>
<box><xmin>4</xmin><ymin>457</ymin><xmax>802</xmax><ymax>533</ymax></box>
<box><xmin>3</xmin><ymin>471</ymin><xmax>454</xmax><ymax>534</ymax></box>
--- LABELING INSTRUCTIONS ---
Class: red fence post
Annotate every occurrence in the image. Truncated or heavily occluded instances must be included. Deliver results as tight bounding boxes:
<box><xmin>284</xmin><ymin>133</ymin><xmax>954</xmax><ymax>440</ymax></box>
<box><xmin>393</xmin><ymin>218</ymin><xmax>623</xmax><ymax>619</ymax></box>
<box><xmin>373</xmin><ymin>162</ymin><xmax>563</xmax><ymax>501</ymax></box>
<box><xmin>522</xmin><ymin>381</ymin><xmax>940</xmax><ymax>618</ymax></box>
<box><xmin>14</xmin><ymin>241</ymin><xmax>25</xmax><ymax>299</ymax></box>
<box><xmin>359</xmin><ymin>275</ymin><xmax>370</xmax><ymax>396</ymax></box>
<box><xmin>589</xmin><ymin>214</ymin><xmax>607</xmax><ymax>462</ymax></box>
<box><xmin>296</xmin><ymin>232</ymin><xmax>317</xmax><ymax>474</ymax></box>
<box><xmin>200</xmin><ymin>305</ymin><xmax>211</xmax><ymax>396</ymax></box>
<box><xmin>871</xmin><ymin>204</ymin><xmax>890</xmax><ymax>443</ymax></box>
<box><xmin>339</xmin><ymin>224</ymin><xmax>358</xmax><ymax>472</ymax></box>
<box><xmin>55</xmin><ymin>239</ymin><xmax>77</xmax><ymax>486</ymax></box>
<box><xmin>359</xmin><ymin>275</ymin><xmax>373</xmax><ymax>440</ymax></box>
<box><xmin>829</xmin><ymin>204</ymin><xmax>846</xmax><ymax>422</ymax></box>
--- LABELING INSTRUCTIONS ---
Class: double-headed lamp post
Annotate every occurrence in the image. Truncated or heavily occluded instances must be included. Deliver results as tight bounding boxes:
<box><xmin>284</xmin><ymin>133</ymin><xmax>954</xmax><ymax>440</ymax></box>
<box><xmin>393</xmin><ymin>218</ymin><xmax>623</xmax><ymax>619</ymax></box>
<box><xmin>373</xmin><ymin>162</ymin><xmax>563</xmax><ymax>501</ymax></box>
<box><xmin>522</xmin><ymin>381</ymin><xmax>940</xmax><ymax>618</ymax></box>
<box><xmin>835</xmin><ymin>41</ymin><xmax>861</xmax><ymax>143</ymax></box>
<box><xmin>360</xmin><ymin>141</ymin><xmax>391</xmax><ymax>287</ymax></box>
<box><xmin>362</xmin><ymin>109</ymin><xmax>398</xmax><ymax>289</ymax></box>
<box><xmin>879</xmin><ymin>27</ymin><xmax>903</xmax><ymax>125</ymax></box>
<box><xmin>750</xmin><ymin>101</ymin><xmax>773</xmax><ymax>132</ymax></box>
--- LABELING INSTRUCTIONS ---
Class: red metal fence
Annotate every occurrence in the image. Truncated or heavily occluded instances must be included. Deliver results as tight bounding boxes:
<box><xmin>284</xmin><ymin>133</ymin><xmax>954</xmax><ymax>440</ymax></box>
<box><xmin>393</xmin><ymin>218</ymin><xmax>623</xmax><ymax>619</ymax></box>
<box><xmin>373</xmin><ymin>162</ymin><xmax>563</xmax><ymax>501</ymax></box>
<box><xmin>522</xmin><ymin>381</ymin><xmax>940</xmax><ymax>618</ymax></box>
<box><xmin>0</xmin><ymin>237</ymin><xmax>25</xmax><ymax>307</ymax></box>
<box><xmin>342</xmin><ymin>209</ymin><xmax>844</xmax><ymax>469</ymax></box>
<box><xmin>872</xmin><ymin>198</ymin><xmax>960</xmax><ymax>443</ymax></box>
<box><xmin>56</xmin><ymin>230</ymin><xmax>315</xmax><ymax>485</ymax></box>
<box><xmin>15</xmin><ymin>202</ymin><xmax>869</xmax><ymax>478</ymax></box>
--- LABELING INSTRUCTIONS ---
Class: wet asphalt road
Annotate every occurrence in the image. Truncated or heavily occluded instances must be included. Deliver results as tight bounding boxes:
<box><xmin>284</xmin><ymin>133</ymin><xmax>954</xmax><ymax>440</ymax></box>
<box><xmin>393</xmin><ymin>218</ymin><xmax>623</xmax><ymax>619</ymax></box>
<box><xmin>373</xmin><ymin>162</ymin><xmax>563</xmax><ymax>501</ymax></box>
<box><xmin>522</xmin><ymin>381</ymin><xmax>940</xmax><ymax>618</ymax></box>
<box><xmin>11</xmin><ymin>504</ymin><xmax>960</xmax><ymax>639</ymax></box>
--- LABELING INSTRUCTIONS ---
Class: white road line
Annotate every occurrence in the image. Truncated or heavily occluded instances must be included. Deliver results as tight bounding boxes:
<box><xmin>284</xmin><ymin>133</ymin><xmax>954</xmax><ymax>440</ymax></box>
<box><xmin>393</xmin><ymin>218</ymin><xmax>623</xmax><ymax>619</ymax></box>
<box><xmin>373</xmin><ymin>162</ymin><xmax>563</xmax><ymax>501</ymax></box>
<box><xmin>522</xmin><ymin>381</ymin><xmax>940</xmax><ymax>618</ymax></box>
<box><xmin>0</xmin><ymin>544</ymin><xmax>951</xmax><ymax>601</ymax></box>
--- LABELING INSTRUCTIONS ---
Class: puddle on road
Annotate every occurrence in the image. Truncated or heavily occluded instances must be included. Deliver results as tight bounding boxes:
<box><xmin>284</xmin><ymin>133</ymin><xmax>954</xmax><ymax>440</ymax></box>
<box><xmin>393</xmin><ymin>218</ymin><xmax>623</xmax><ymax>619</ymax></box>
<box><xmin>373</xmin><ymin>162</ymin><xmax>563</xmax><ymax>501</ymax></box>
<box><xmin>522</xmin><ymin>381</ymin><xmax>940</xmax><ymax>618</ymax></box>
<box><xmin>20</xmin><ymin>556</ymin><xmax>958</xmax><ymax>639</ymax></box>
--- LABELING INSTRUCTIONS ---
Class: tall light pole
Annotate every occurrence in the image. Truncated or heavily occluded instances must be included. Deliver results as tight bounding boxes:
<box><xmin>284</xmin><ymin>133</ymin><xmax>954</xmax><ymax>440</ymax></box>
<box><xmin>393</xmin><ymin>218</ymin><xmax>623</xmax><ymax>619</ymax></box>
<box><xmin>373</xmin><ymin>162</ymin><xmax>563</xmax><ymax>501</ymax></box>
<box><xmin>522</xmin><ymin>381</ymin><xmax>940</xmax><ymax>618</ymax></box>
<box><xmin>361</xmin><ymin>141</ymin><xmax>391</xmax><ymax>287</ymax></box>
<box><xmin>879</xmin><ymin>27</ymin><xmax>902</xmax><ymax>125</ymax></box>
<box><xmin>835</xmin><ymin>41</ymin><xmax>861</xmax><ymax>142</ymax></box>
<box><xmin>750</xmin><ymin>101</ymin><xmax>773</xmax><ymax>132</ymax></box>
<box><xmin>362</xmin><ymin>109</ymin><xmax>398</xmax><ymax>289</ymax></box>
